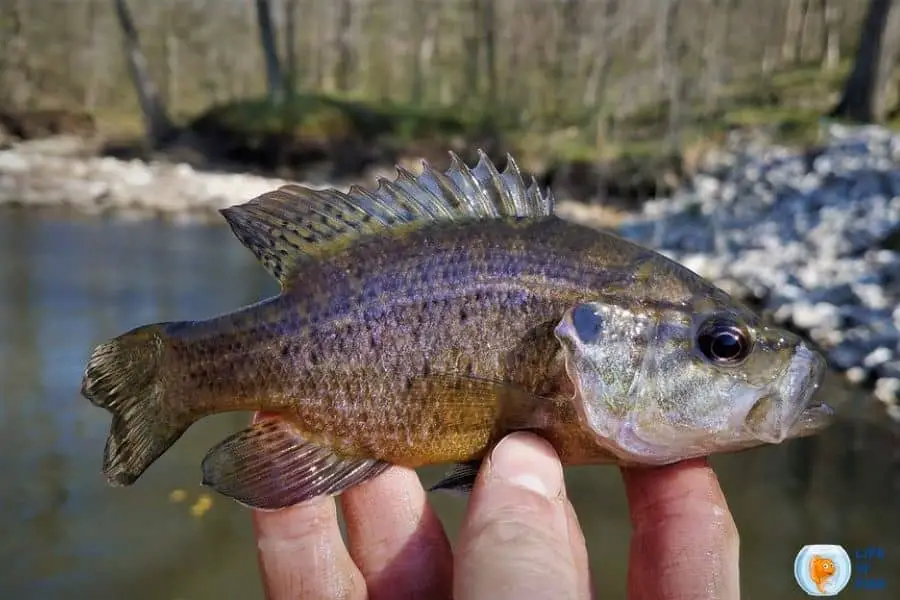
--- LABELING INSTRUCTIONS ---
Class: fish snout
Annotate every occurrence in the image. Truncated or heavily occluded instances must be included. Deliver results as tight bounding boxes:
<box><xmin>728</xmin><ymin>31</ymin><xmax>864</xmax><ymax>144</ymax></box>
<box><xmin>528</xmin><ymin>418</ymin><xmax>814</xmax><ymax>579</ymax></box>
<box><xmin>744</xmin><ymin>343</ymin><xmax>831</xmax><ymax>444</ymax></box>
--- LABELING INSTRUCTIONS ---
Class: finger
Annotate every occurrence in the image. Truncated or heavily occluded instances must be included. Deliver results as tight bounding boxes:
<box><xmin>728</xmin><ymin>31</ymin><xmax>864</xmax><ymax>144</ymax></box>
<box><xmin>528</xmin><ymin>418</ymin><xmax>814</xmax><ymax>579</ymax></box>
<box><xmin>622</xmin><ymin>458</ymin><xmax>740</xmax><ymax>600</ymax></box>
<box><xmin>250</xmin><ymin>412</ymin><xmax>367</xmax><ymax>600</ymax></box>
<box><xmin>340</xmin><ymin>466</ymin><xmax>453</xmax><ymax>600</ymax></box>
<box><xmin>253</xmin><ymin>498</ymin><xmax>367</xmax><ymax>600</ymax></box>
<box><xmin>454</xmin><ymin>432</ymin><xmax>585</xmax><ymax>600</ymax></box>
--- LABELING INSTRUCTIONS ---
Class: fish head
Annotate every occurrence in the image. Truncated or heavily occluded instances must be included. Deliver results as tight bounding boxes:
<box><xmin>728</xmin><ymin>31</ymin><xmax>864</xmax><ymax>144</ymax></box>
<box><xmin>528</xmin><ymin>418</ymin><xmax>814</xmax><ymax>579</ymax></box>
<box><xmin>819</xmin><ymin>558</ymin><xmax>836</xmax><ymax>576</ymax></box>
<box><xmin>553</xmin><ymin>298</ymin><xmax>831</xmax><ymax>465</ymax></box>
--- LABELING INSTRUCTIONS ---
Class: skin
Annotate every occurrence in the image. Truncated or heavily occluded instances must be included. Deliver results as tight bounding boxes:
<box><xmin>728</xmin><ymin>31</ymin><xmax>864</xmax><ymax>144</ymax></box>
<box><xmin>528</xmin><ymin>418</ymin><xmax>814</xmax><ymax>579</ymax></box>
<box><xmin>252</xmin><ymin>415</ymin><xmax>740</xmax><ymax>600</ymax></box>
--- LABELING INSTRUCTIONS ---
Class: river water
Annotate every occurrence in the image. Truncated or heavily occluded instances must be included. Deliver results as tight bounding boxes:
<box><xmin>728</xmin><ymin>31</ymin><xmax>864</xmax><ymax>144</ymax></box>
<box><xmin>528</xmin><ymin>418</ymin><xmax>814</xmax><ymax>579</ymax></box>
<box><xmin>1</xmin><ymin>211</ymin><xmax>898</xmax><ymax>599</ymax></box>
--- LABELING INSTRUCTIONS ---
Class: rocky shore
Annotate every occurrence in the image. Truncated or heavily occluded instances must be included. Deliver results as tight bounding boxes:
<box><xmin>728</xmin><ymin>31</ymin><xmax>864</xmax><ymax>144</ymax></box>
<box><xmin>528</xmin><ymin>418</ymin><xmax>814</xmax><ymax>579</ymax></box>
<box><xmin>2</xmin><ymin>125</ymin><xmax>899</xmax><ymax>418</ymax></box>
<box><xmin>0</xmin><ymin>136</ymin><xmax>299</xmax><ymax>222</ymax></box>
<box><xmin>616</xmin><ymin>124</ymin><xmax>900</xmax><ymax>419</ymax></box>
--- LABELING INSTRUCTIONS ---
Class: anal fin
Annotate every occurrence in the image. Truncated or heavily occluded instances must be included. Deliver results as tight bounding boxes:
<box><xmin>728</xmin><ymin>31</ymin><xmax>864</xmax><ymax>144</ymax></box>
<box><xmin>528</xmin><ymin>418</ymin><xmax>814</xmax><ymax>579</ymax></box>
<box><xmin>429</xmin><ymin>460</ymin><xmax>482</xmax><ymax>496</ymax></box>
<box><xmin>201</xmin><ymin>418</ymin><xmax>390</xmax><ymax>510</ymax></box>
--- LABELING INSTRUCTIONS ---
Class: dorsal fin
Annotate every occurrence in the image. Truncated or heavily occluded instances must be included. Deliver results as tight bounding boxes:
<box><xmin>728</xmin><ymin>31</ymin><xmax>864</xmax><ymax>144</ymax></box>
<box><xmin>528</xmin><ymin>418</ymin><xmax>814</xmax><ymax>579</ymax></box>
<box><xmin>219</xmin><ymin>150</ymin><xmax>554</xmax><ymax>286</ymax></box>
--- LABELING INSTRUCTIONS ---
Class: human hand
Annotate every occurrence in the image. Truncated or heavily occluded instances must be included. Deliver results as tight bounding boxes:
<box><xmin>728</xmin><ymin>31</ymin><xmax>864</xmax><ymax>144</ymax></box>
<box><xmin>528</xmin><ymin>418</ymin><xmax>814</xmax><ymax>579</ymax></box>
<box><xmin>252</xmin><ymin>430</ymin><xmax>740</xmax><ymax>600</ymax></box>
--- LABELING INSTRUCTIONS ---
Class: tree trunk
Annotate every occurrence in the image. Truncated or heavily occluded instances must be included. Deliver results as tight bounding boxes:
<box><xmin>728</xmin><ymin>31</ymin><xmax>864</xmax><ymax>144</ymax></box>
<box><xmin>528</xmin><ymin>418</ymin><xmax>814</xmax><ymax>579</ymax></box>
<box><xmin>332</xmin><ymin>0</ymin><xmax>353</xmax><ymax>93</ymax></box>
<box><xmin>482</xmin><ymin>0</ymin><xmax>498</xmax><ymax>108</ymax></box>
<box><xmin>830</xmin><ymin>0</ymin><xmax>897</xmax><ymax>122</ymax></box>
<box><xmin>797</xmin><ymin>0</ymin><xmax>813</xmax><ymax>62</ymax></box>
<box><xmin>284</xmin><ymin>0</ymin><xmax>298</xmax><ymax>91</ymax></box>
<box><xmin>702</xmin><ymin>0</ymin><xmax>732</xmax><ymax>112</ymax></box>
<box><xmin>409</xmin><ymin>0</ymin><xmax>438</xmax><ymax>105</ymax></box>
<box><xmin>112</xmin><ymin>0</ymin><xmax>175</xmax><ymax>147</ymax></box>
<box><xmin>463</xmin><ymin>0</ymin><xmax>481</xmax><ymax>103</ymax></box>
<box><xmin>877</xmin><ymin>0</ymin><xmax>900</xmax><ymax>113</ymax></box>
<box><xmin>822</xmin><ymin>0</ymin><xmax>842</xmax><ymax>70</ymax></box>
<box><xmin>782</xmin><ymin>0</ymin><xmax>807</xmax><ymax>64</ymax></box>
<box><xmin>82</xmin><ymin>0</ymin><xmax>101</xmax><ymax>111</ymax></box>
<box><xmin>583</xmin><ymin>0</ymin><xmax>618</xmax><ymax>149</ymax></box>
<box><xmin>254</xmin><ymin>0</ymin><xmax>285</xmax><ymax>103</ymax></box>
<box><xmin>659</xmin><ymin>0</ymin><xmax>682</xmax><ymax>151</ymax></box>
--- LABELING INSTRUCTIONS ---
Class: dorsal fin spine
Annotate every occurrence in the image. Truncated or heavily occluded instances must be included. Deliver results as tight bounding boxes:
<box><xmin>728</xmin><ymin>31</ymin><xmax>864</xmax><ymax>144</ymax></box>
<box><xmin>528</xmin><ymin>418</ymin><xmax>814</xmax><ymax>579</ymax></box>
<box><xmin>219</xmin><ymin>150</ymin><xmax>554</xmax><ymax>286</ymax></box>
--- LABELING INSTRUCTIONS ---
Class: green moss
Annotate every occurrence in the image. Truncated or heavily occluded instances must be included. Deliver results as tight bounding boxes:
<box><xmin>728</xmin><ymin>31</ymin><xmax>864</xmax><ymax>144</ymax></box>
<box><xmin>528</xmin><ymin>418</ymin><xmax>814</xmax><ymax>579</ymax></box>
<box><xmin>164</xmin><ymin>62</ymin><xmax>899</xmax><ymax>172</ymax></box>
<box><xmin>189</xmin><ymin>93</ymin><xmax>487</xmax><ymax>148</ymax></box>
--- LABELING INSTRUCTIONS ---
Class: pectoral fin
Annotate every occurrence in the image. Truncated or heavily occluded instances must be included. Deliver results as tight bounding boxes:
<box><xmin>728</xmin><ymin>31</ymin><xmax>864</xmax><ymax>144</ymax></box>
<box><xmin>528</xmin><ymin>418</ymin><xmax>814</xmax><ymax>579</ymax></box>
<box><xmin>201</xmin><ymin>418</ymin><xmax>390</xmax><ymax>510</ymax></box>
<box><xmin>410</xmin><ymin>373</ymin><xmax>555</xmax><ymax>432</ymax></box>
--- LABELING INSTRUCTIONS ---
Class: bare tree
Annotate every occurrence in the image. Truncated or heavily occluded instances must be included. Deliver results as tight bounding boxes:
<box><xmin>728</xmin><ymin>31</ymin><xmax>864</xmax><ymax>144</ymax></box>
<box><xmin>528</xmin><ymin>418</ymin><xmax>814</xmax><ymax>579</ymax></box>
<box><xmin>481</xmin><ymin>0</ymin><xmax>498</xmax><ymax>108</ymax></box>
<box><xmin>1</xmin><ymin>0</ymin><xmax>31</xmax><ymax>108</ymax></box>
<box><xmin>658</xmin><ymin>0</ymin><xmax>683</xmax><ymax>149</ymax></box>
<box><xmin>782</xmin><ymin>0</ymin><xmax>811</xmax><ymax>64</ymax></box>
<box><xmin>822</xmin><ymin>0</ymin><xmax>842</xmax><ymax>70</ymax></box>
<box><xmin>255</xmin><ymin>0</ymin><xmax>285</xmax><ymax>102</ymax></box>
<box><xmin>112</xmin><ymin>0</ymin><xmax>174</xmax><ymax>146</ymax></box>
<box><xmin>702</xmin><ymin>0</ymin><xmax>733</xmax><ymax>111</ymax></box>
<box><xmin>461</xmin><ymin>0</ymin><xmax>481</xmax><ymax>106</ymax></box>
<box><xmin>409</xmin><ymin>0</ymin><xmax>438</xmax><ymax>105</ymax></box>
<box><xmin>332</xmin><ymin>0</ymin><xmax>354</xmax><ymax>93</ymax></box>
<box><xmin>284</xmin><ymin>0</ymin><xmax>299</xmax><ymax>90</ymax></box>
<box><xmin>831</xmin><ymin>0</ymin><xmax>898</xmax><ymax>122</ymax></box>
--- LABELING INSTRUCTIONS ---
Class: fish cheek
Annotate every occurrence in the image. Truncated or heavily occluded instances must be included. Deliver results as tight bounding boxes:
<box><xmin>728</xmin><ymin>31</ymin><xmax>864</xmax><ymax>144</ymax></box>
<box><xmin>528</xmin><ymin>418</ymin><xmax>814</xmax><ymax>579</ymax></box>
<box><xmin>620</xmin><ymin>318</ymin><xmax>758</xmax><ymax>454</ymax></box>
<box><xmin>553</xmin><ymin>303</ymin><xmax>647</xmax><ymax>440</ymax></box>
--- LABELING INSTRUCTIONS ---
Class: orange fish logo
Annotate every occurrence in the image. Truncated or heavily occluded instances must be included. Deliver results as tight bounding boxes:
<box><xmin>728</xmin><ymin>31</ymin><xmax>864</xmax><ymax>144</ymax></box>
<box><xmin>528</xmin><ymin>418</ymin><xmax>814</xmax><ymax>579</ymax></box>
<box><xmin>809</xmin><ymin>555</ymin><xmax>836</xmax><ymax>594</ymax></box>
<box><xmin>794</xmin><ymin>544</ymin><xmax>851</xmax><ymax>596</ymax></box>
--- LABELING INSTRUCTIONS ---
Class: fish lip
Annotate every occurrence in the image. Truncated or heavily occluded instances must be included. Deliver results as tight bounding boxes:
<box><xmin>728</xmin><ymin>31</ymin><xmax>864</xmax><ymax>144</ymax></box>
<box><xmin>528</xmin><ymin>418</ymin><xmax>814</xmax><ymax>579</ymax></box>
<box><xmin>786</xmin><ymin>344</ymin><xmax>833</xmax><ymax>437</ymax></box>
<box><xmin>744</xmin><ymin>343</ymin><xmax>831</xmax><ymax>444</ymax></box>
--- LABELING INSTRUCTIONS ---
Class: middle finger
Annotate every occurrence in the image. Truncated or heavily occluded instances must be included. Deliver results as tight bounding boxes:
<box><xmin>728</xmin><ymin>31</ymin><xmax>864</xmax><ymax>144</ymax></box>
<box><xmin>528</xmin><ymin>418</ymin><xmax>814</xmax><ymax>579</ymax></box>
<box><xmin>253</xmin><ymin>497</ymin><xmax>367</xmax><ymax>600</ymax></box>
<box><xmin>340</xmin><ymin>466</ymin><xmax>454</xmax><ymax>600</ymax></box>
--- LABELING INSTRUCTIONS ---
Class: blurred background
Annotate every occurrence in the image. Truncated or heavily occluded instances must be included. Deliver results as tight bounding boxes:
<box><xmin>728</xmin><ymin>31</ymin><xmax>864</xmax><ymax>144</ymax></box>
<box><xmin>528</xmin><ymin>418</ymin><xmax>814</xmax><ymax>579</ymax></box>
<box><xmin>1</xmin><ymin>0</ymin><xmax>900</xmax><ymax>598</ymax></box>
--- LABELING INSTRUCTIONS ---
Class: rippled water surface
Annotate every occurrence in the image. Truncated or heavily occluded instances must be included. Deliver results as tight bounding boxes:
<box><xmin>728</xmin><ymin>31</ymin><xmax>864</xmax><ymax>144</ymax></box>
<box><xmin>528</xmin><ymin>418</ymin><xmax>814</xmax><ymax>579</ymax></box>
<box><xmin>1</xmin><ymin>212</ymin><xmax>898</xmax><ymax>599</ymax></box>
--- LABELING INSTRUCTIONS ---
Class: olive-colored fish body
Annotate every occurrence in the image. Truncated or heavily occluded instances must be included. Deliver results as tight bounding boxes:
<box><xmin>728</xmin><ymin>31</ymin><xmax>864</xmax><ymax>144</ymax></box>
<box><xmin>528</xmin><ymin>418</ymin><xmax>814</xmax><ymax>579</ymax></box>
<box><xmin>81</xmin><ymin>151</ymin><xmax>832</xmax><ymax>510</ymax></box>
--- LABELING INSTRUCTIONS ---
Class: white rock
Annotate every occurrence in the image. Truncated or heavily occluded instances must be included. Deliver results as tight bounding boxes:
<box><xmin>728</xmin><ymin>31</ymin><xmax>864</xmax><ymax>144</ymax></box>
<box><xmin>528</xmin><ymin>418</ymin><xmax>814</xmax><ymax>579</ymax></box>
<box><xmin>845</xmin><ymin>366</ymin><xmax>868</xmax><ymax>384</ymax></box>
<box><xmin>874</xmin><ymin>377</ymin><xmax>900</xmax><ymax>405</ymax></box>
<box><xmin>0</xmin><ymin>151</ymin><xmax>29</xmax><ymax>172</ymax></box>
<box><xmin>617</xmin><ymin>124</ymin><xmax>900</xmax><ymax>420</ymax></box>
<box><xmin>791</xmin><ymin>302</ymin><xmax>841</xmax><ymax>331</ymax></box>
<box><xmin>863</xmin><ymin>346</ymin><xmax>894</xmax><ymax>369</ymax></box>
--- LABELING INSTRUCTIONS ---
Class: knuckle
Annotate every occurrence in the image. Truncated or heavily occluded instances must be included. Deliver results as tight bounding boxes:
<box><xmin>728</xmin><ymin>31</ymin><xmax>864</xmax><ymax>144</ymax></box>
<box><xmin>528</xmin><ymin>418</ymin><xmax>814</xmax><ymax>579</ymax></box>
<box><xmin>464</xmin><ymin>505</ymin><xmax>571</xmax><ymax>565</ymax></box>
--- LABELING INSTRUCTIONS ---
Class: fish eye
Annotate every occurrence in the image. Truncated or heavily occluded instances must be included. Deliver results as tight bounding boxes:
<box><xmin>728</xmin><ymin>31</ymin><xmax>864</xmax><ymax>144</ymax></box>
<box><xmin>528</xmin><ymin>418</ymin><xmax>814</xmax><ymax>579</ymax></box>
<box><xmin>696</xmin><ymin>318</ymin><xmax>752</xmax><ymax>365</ymax></box>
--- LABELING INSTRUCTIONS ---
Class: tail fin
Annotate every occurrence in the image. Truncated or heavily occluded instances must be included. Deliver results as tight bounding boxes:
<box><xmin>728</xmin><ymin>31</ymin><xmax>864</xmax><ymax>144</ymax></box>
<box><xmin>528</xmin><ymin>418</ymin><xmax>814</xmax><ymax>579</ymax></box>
<box><xmin>80</xmin><ymin>323</ymin><xmax>191</xmax><ymax>487</ymax></box>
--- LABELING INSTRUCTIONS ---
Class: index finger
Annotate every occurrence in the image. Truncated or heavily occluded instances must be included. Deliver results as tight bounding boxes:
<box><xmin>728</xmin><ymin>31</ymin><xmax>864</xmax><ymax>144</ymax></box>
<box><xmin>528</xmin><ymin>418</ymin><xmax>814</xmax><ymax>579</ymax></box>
<box><xmin>621</xmin><ymin>458</ymin><xmax>740</xmax><ymax>600</ymax></box>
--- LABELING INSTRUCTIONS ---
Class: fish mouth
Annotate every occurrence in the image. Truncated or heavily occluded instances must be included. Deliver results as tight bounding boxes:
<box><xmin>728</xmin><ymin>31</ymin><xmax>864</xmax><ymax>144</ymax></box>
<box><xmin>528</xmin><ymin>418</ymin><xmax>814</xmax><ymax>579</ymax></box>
<box><xmin>744</xmin><ymin>343</ymin><xmax>832</xmax><ymax>443</ymax></box>
<box><xmin>786</xmin><ymin>345</ymin><xmax>833</xmax><ymax>438</ymax></box>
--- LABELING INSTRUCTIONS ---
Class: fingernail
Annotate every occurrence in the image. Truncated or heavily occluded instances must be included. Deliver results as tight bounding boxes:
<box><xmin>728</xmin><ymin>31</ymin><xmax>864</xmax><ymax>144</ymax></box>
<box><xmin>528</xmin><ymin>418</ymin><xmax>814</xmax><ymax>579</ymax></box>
<box><xmin>490</xmin><ymin>432</ymin><xmax>564</xmax><ymax>499</ymax></box>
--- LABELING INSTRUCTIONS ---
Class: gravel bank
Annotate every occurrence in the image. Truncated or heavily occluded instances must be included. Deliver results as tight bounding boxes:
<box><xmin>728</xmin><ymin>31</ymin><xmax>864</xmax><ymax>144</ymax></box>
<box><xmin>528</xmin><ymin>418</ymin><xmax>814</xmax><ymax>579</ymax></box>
<box><xmin>617</xmin><ymin>124</ymin><xmax>900</xmax><ymax>419</ymax></box>
<box><xmin>0</xmin><ymin>136</ymin><xmax>298</xmax><ymax>222</ymax></box>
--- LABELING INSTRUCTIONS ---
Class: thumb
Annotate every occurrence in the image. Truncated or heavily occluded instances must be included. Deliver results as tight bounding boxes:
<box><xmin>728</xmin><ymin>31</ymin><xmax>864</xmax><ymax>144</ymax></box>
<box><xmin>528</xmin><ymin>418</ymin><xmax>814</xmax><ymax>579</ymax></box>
<box><xmin>453</xmin><ymin>432</ymin><xmax>587</xmax><ymax>600</ymax></box>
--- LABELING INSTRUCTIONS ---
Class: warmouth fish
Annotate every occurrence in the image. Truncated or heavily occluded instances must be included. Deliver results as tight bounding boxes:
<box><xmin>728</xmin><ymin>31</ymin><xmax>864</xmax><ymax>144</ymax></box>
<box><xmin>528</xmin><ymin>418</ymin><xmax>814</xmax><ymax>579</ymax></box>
<box><xmin>81</xmin><ymin>151</ymin><xmax>832</xmax><ymax>510</ymax></box>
